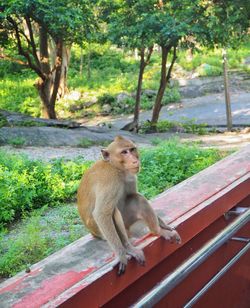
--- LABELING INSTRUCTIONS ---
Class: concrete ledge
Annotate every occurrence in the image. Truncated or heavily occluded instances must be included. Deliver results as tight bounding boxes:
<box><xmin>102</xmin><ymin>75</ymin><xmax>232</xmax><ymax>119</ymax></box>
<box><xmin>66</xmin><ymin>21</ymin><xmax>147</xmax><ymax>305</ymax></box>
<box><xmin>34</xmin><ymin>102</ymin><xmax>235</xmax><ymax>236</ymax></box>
<box><xmin>0</xmin><ymin>145</ymin><xmax>249</xmax><ymax>307</ymax></box>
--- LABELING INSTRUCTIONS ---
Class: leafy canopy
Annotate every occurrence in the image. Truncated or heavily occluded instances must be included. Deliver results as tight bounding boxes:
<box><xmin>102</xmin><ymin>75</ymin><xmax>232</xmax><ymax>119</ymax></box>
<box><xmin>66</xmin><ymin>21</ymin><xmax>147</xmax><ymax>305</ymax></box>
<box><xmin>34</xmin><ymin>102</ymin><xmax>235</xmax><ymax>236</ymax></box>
<box><xmin>0</xmin><ymin>0</ymin><xmax>97</xmax><ymax>45</ymax></box>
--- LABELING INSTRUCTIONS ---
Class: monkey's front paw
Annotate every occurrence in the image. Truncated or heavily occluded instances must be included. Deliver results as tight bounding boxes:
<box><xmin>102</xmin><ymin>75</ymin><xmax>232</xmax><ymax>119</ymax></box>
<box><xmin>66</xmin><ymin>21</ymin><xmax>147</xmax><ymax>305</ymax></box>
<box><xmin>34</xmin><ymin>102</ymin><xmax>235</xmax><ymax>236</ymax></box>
<box><xmin>127</xmin><ymin>246</ymin><xmax>145</xmax><ymax>266</ymax></box>
<box><xmin>162</xmin><ymin>229</ymin><xmax>181</xmax><ymax>244</ymax></box>
<box><xmin>117</xmin><ymin>254</ymin><xmax>128</xmax><ymax>276</ymax></box>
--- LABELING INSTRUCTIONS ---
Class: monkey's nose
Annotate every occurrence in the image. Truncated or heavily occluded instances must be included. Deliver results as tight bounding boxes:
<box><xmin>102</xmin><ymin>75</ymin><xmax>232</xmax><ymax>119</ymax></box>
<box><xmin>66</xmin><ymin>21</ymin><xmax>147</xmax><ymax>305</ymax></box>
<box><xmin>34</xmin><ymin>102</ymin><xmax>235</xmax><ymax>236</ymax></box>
<box><xmin>133</xmin><ymin>160</ymin><xmax>140</xmax><ymax>167</ymax></box>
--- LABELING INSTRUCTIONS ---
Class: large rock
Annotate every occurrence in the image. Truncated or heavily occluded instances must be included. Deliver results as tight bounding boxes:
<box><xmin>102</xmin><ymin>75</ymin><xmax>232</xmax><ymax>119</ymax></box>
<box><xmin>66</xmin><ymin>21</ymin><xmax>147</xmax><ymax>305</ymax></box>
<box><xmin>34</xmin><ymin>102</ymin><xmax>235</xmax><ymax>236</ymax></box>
<box><xmin>0</xmin><ymin>126</ymin><xmax>148</xmax><ymax>147</ymax></box>
<box><xmin>0</xmin><ymin>110</ymin><xmax>80</xmax><ymax>128</ymax></box>
<box><xmin>142</xmin><ymin>89</ymin><xmax>157</xmax><ymax>98</ymax></box>
<box><xmin>64</xmin><ymin>90</ymin><xmax>81</xmax><ymax>101</ymax></box>
<box><xmin>101</xmin><ymin>104</ymin><xmax>112</xmax><ymax>114</ymax></box>
<box><xmin>176</xmin><ymin>72</ymin><xmax>250</xmax><ymax>98</ymax></box>
<box><xmin>116</xmin><ymin>93</ymin><xmax>131</xmax><ymax>105</ymax></box>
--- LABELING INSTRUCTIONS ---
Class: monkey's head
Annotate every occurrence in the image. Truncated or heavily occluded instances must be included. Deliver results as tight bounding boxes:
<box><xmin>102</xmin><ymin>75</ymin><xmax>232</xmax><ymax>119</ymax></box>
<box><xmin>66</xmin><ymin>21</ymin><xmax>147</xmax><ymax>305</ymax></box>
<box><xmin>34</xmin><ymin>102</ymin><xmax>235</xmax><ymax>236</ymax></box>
<box><xmin>101</xmin><ymin>136</ymin><xmax>140</xmax><ymax>174</ymax></box>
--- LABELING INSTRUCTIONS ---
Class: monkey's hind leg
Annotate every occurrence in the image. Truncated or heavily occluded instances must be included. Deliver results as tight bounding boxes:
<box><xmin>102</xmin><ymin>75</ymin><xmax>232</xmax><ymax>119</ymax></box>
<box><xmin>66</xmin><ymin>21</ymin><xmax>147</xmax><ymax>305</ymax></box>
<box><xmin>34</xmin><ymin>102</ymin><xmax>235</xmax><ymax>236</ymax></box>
<box><xmin>135</xmin><ymin>195</ymin><xmax>181</xmax><ymax>244</ymax></box>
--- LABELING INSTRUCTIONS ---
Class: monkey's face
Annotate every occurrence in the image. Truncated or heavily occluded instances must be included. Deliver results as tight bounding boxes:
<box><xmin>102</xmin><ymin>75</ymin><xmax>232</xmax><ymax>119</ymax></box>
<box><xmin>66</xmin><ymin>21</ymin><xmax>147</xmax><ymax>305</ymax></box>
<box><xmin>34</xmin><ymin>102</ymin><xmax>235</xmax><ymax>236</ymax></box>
<box><xmin>101</xmin><ymin>136</ymin><xmax>140</xmax><ymax>174</ymax></box>
<box><xmin>118</xmin><ymin>146</ymin><xmax>140</xmax><ymax>174</ymax></box>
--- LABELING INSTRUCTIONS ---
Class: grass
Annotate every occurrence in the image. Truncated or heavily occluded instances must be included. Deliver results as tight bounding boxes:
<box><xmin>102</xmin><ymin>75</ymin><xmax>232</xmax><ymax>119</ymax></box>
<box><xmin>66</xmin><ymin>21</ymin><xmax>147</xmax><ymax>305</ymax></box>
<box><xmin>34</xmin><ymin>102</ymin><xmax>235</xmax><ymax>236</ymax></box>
<box><xmin>7</xmin><ymin>137</ymin><xmax>26</xmax><ymax>147</ymax></box>
<box><xmin>0</xmin><ymin>139</ymin><xmax>227</xmax><ymax>279</ymax></box>
<box><xmin>139</xmin><ymin>119</ymin><xmax>208</xmax><ymax>135</ymax></box>
<box><xmin>76</xmin><ymin>138</ymin><xmax>109</xmax><ymax>148</ymax></box>
<box><xmin>0</xmin><ymin>204</ymin><xmax>86</xmax><ymax>278</ymax></box>
<box><xmin>177</xmin><ymin>41</ymin><xmax>250</xmax><ymax>75</ymax></box>
<box><xmin>0</xmin><ymin>71</ymin><xmax>40</xmax><ymax>117</ymax></box>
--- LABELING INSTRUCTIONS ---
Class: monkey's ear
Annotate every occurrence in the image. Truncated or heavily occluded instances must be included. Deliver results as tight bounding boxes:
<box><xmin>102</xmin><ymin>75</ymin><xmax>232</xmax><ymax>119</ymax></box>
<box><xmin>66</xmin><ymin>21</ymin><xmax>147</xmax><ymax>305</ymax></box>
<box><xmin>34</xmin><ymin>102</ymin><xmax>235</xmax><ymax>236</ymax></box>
<box><xmin>101</xmin><ymin>149</ymin><xmax>110</xmax><ymax>161</ymax></box>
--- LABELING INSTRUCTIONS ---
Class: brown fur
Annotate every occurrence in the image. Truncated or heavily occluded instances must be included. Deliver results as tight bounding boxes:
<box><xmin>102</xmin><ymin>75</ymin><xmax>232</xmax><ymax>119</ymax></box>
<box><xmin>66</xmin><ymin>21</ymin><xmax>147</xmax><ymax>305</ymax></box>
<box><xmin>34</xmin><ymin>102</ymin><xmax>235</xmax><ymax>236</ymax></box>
<box><xmin>77</xmin><ymin>136</ymin><xmax>181</xmax><ymax>275</ymax></box>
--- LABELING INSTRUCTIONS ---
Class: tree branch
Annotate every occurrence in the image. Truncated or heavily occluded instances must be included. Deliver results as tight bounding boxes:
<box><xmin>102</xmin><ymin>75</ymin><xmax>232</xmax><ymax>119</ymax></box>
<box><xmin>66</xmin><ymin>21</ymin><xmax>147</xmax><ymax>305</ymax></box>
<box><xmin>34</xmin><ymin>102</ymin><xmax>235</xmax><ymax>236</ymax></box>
<box><xmin>7</xmin><ymin>16</ymin><xmax>45</xmax><ymax>80</ymax></box>
<box><xmin>25</xmin><ymin>16</ymin><xmax>41</xmax><ymax>69</ymax></box>
<box><xmin>0</xmin><ymin>53</ymin><xmax>28</xmax><ymax>66</ymax></box>
<box><xmin>50</xmin><ymin>40</ymin><xmax>63</xmax><ymax>105</ymax></box>
<box><xmin>145</xmin><ymin>46</ymin><xmax>153</xmax><ymax>65</ymax></box>
<box><xmin>166</xmin><ymin>45</ymin><xmax>177</xmax><ymax>83</ymax></box>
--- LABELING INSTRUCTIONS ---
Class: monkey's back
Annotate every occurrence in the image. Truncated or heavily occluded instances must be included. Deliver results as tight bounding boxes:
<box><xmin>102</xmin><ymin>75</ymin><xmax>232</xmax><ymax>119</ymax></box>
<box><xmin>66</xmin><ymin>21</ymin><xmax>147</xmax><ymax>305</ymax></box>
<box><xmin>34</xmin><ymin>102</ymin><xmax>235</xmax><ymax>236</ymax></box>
<box><xmin>77</xmin><ymin>160</ymin><xmax>123</xmax><ymax>237</ymax></box>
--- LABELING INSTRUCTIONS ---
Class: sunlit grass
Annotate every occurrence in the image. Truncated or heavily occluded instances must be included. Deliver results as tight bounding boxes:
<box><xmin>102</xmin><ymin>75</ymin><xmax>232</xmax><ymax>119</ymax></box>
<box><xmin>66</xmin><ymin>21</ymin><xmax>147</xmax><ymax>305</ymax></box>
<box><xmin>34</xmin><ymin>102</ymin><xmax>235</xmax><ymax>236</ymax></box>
<box><xmin>0</xmin><ymin>71</ymin><xmax>40</xmax><ymax>117</ymax></box>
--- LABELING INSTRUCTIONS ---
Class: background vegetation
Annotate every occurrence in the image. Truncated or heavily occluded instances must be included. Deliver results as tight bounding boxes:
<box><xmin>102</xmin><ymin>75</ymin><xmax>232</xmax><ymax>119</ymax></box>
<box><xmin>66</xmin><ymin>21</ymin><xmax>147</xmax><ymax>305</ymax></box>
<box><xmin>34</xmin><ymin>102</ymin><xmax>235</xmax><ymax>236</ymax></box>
<box><xmin>0</xmin><ymin>40</ymin><xmax>249</xmax><ymax>119</ymax></box>
<box><xmin>1</xmin><ymin>0</ymin><xmax>249</xmax><ymax>124</ymax></box>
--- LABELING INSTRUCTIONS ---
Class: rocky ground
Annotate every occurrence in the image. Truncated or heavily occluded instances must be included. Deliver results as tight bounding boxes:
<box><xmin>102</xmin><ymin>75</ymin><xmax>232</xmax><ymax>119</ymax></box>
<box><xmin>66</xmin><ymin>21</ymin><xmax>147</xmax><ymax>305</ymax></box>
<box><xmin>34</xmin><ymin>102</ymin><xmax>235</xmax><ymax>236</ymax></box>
<box><xmin>1</xmin><ymin>128</ymin><xmax>250</xmax><ymax>162</ymax></box>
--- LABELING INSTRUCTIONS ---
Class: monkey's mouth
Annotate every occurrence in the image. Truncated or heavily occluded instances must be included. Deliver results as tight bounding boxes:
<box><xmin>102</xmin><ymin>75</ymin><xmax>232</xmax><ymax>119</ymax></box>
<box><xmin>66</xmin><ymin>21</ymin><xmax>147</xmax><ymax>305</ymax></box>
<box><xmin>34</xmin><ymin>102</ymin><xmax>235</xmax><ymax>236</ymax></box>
<box><xmin>129</xmin><ymin>167</ymin><xmax>140</xmax><ymax>173</ymax></box>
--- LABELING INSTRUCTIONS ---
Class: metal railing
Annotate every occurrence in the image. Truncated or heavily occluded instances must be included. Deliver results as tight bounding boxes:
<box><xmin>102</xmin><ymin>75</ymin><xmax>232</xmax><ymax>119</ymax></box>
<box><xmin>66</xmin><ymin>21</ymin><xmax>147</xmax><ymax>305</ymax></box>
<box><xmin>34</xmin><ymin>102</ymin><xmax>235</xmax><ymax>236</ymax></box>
<box><xmin>132</xmin><ymin>208</ymin><xmax>250</xmax><ymax>308</ymax></box>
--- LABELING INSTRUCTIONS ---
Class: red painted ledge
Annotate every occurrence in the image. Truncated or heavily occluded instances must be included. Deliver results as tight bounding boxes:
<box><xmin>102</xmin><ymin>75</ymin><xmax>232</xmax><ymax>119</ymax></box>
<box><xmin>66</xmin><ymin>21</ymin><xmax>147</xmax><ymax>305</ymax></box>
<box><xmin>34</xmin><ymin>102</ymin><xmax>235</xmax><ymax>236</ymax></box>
<box><xmin>0</xmin><ymin>145</ymin><xmax>249</xmax><ymax>307</ymax></box>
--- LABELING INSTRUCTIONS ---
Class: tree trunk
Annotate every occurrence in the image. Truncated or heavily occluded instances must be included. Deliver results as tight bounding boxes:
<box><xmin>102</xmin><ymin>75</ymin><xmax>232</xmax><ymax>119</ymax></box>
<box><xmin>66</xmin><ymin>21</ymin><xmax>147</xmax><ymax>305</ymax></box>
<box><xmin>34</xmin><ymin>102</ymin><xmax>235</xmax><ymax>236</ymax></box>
<box><xmin>37</xmin><ymin>28</ymin><xmax>63</xmax><ymax>119</ymax></box>
<box><xmin>222</xmin><ymin>49</ymin><xmax>232</xmax><ymax>131</ymax></box>
<box><xmin>39</xmin><ymin>79</ymin><xmax>57</xmax><ymax>119</ymax></box>
<box><xmin>38</xmin><ymin>27</ymin><xmax>55</xmax><ymax>118</ymax></box>
<box><xmin>133</xmin><ymin>47</ymin><xmax>153</xmax><ymax>128</ymax></box>
<box><xmin>151</xmin><ymin>46</ymin><xmax>169</xmax><ymax>125</ymax></box>
<box><xmin>151</xmin><ymin>45</ymin><xmax>177</xmax><ymax>125</ymax></box>
<box><xmin>133</xmin><ymin>49</ymin><xmax>146</xmax><ymax>128</ymax></box>
<box><xmin>80</xmin><ymin>47</ymin><xmax>83</xmax><ymax>75</ymax></box>
<box><xmin>122</xmin><ymin>47</ymin><xmax>153</xmax><ymax>132</ymax></box>
<box><xmin>57</xmin><ymin>44</ymin><xmax>70</xmax><ymax>98</ymax></box>
<box><xmin>87</xmin><ymin>48</ymin><xmax>91</xmax><ymax>80</ymax></box>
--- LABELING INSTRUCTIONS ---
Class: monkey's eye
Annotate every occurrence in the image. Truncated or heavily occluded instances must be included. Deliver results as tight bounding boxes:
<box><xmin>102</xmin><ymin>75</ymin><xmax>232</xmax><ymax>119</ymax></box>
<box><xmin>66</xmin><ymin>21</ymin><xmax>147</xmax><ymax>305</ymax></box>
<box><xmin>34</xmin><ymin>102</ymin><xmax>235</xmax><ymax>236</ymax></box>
<box><xmin>130</xmin><ymin>147</ymin><xmax>136</xmax><ymax>152</ymax></box>
<box><xmin>121</xmin><ymin>149</ymin><xmax>129</xmax><ymax>155</ymax></box>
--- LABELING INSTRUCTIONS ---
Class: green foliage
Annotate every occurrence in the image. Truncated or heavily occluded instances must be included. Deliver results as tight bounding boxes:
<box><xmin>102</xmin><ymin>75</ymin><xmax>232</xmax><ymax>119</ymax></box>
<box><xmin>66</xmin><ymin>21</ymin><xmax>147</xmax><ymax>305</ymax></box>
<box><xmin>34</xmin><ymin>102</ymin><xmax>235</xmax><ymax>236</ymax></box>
<box><xmin>0</xmin><ymin>60</ymin><xmax>24</xmax><ymax>78</ymax></box>
<box><xmin>162</xmin><ymin>87</ymin><xmax>181</xmax><ymax>105</ymax></box>
<box><xmin>0</xmin><ymin>71</ymin><xmax>40</xmax><ymax>117</ymax></box>
<box><xmin>98</xmin><ymin>93</ymin><xmax>116</xmax><ymax>106</ymax></box>
<box><xmin>138</xmin><ymin>139</ymin><xmax>223</xmax><ymax>199</ymax></box>
<box><xmin>14</xmin><ymin>120</ymin><xmax>47</xmax><ymax>127</ymax></box>
<box><xmin>178</xmin><ymin>41</ymin><xmax>250</xmax><ymax>75</ymax></box>
<box><xmin>77</xmin><ymin>138</ymin><xmax>96</xmax><ymax>148</ymax></box>
<box><xmin>0</xmin><ymin>152</ymin><xmax>92</xmax><ymax>229</ymax></box>
<box><xmin>0</xmin><ymin>115</ymin><xmax>8</xmax><ymax>128</ymax></box>
<box><xmin>1</xmin><ymin>40</ymin><xmax>249</xmax><ymax>118</ymax></box>
<box><xmin>8</xmin><ymin>137</ymin><xmax>26</xmax><ymax>147</ymax></box>
<box><xmin>113</xmin><ymin>97</ymin><xmax>135</xmax><ymax>114</ymax></box>
<box><xmin>139</xmin><ymin>119</ymin><xmax>208</xmax><ymax>135</ymax></box>
<box><xmin>181</xmin><ymin>118</ymin><xmax>207</xmax><ymax>135</ymax></box>
<box><xmin>0</xmin><ymin>0</ymin><xmax>97</xmax><ymax>45</ymax></box>
<box><xmin>140</xmin><ymin>95</ymin><xmax>153</xmax><ymax>110</ymax></box>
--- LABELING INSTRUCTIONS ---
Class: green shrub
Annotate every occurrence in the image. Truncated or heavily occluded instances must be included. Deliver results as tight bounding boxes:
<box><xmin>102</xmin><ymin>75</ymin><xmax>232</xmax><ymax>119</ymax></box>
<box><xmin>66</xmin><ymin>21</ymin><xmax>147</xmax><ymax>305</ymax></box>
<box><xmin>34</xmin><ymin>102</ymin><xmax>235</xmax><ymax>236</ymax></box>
<box><xmin>140</xmin><ymin>95</ymin><xmax>154</xmax><ymax>110</ymax></box>
<box><xmin>162</xmin><ymin>87</ymin><xmax>181</xmax><ymax>105</ymax></box>
<box><xmin>77</xmin><ymin>138</ymin><xmax>95</xmax><ymax>148</ymax></box>
<box><xmin>0</xmin><ymin>59</ymin><xmax>24</xmax><ymax>77</ymax></box>
<box><xmin>181</xmin><ymin>118</ymin><xmax>208</xmax><ymax>135</ymax></box>
<box><xmin>0</xmin><ymin>152</ymin><xmax>92</xmax><ymax>229</ymax></box>
<box><xmin>8</xmin><ymin>137</ymin><xmax>26</xmax><ymax>147</ymax></box>
<box><xmin>139</xmin><ymin>119</ymin><xmax>208</xmax><ymax>134</ymax></box>
<box><xmin>98</xmin><ymin>93</ymin><xmax>116</xmax><ymax>106</ymax></box>
<box><xmin>138</xmin><ymin>139</ymin><xmax>223</xmax><ymax>199</ymax></box>
<box><xmin>197</xmin><ymin>64</ymin><xmax>222</xmax><ymax>77</ymax></box>
<box><xmin>0</xmin><ymin>115</ymin><xmax>8</xmax><ymax>128</ymax></box>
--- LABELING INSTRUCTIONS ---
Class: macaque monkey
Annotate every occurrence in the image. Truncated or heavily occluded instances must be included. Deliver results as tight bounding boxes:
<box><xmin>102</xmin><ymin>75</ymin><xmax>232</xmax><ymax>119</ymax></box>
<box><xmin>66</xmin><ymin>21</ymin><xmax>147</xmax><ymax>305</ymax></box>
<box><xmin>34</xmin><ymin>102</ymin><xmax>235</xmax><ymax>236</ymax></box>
<box><xmin>77</xmin><ymin>136</ymin><xmax>181</xmax><ymax>275</ymax></box>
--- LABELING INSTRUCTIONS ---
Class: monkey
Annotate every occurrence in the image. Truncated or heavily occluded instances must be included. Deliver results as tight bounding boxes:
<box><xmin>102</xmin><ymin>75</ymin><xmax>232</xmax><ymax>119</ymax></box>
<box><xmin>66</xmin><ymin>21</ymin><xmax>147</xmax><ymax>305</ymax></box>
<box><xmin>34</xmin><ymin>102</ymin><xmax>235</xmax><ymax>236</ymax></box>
<box><xmin>77</xmin><ymin>136</ymin><xmax>181</xmax><ymax>275</ymax></box>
